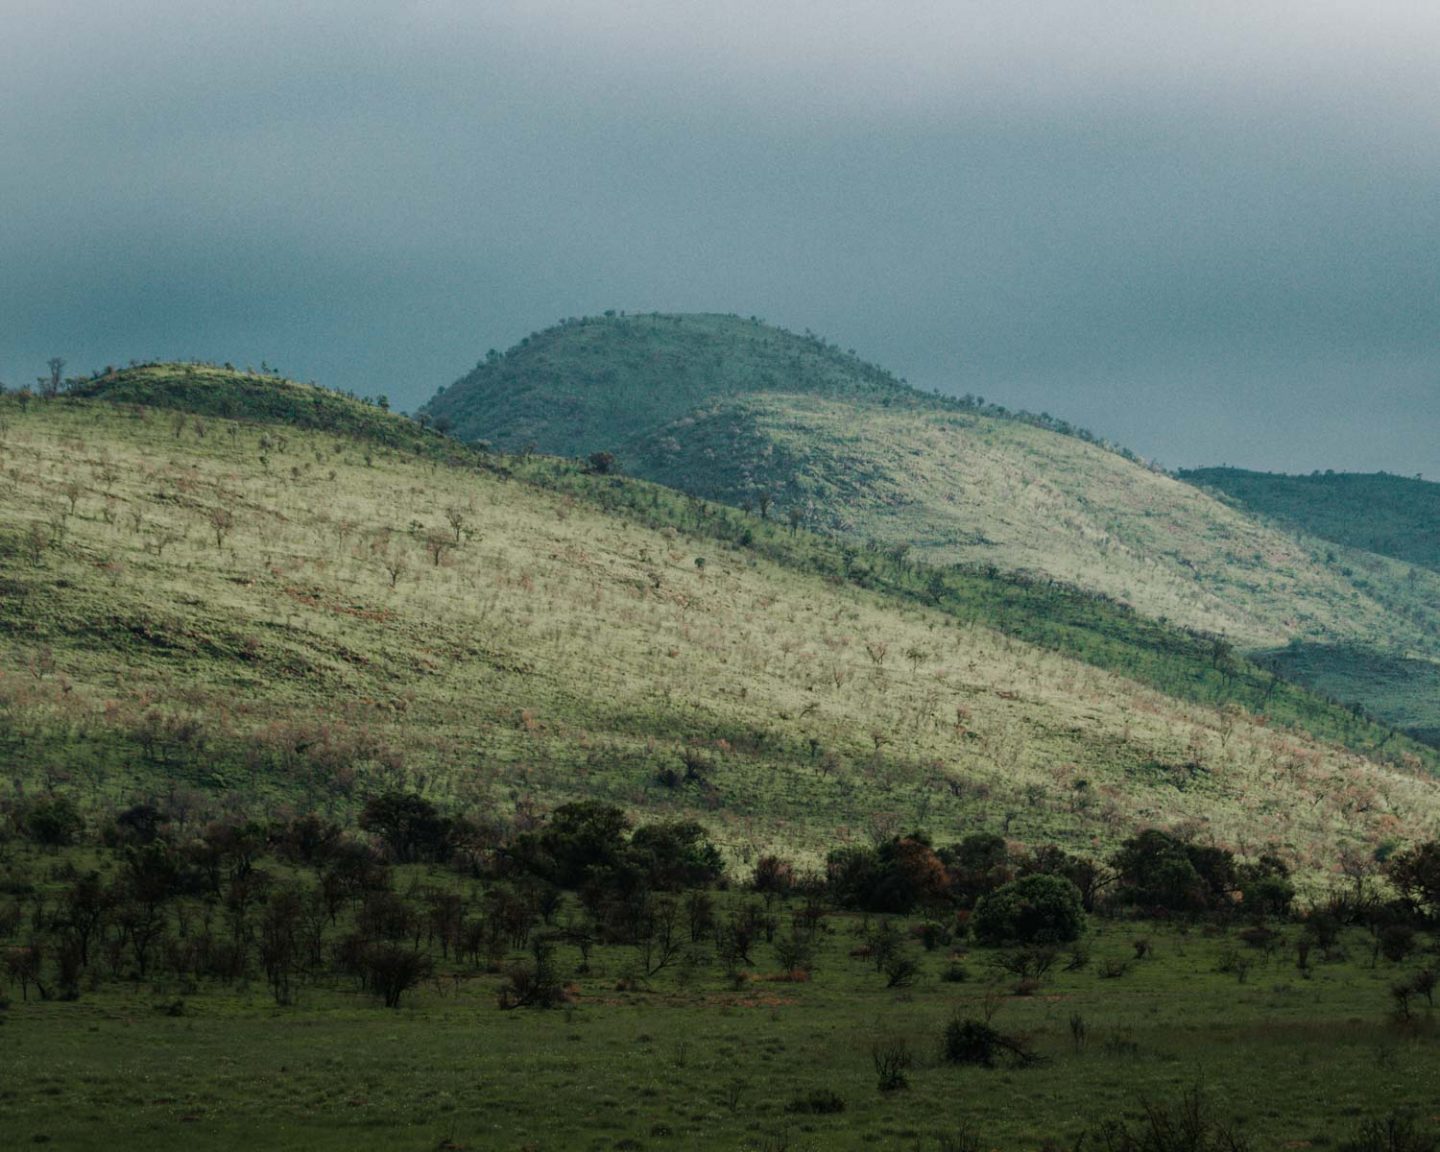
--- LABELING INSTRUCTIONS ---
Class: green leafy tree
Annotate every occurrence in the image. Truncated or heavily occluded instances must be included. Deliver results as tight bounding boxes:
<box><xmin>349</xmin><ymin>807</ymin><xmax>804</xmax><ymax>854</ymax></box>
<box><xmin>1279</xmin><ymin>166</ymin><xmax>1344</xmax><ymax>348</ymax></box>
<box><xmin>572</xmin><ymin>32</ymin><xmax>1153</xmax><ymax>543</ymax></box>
<box><xmin>972</xmin><ymin>874</ymin><xmax>1085</xmax><ymax>945</ymax></box>
<box><xmin>359</xmin><ymin>791</ymin><xmax>452</xmax><ymax>864</ymax></box>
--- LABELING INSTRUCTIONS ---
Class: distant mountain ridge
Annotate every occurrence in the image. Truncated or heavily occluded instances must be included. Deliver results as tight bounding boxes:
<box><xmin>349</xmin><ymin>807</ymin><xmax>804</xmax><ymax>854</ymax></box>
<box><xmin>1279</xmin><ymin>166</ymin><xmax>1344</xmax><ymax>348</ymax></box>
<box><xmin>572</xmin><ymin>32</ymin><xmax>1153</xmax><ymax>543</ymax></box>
<box><xmin>421</xmin><ymin>313</ymin><xmax>1440</xmax><ymax>741</ymax></box>
<box><xmin>1181</xmin><ymin>467</ymin><xmax>1440</xmax><ymax>574</ymax></box>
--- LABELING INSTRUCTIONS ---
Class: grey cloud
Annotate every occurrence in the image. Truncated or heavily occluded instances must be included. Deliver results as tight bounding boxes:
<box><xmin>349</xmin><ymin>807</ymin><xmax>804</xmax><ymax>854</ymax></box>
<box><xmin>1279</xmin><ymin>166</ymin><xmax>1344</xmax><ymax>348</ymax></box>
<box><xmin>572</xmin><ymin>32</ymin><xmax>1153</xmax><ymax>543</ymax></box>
<box><xmin>3</xmin><ymin>1</ymin><xmax>1439</xmax><ymax>473</ymax></box>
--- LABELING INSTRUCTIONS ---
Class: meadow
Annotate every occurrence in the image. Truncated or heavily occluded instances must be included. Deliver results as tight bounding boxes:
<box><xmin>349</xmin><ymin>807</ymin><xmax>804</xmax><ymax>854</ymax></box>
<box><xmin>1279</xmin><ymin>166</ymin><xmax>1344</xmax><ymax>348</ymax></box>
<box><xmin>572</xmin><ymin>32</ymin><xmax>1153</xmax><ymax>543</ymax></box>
<box><xmin>3</xmin><ymin>845</ymin><xmax>1437</xmax><ymax>1152</ymax></box>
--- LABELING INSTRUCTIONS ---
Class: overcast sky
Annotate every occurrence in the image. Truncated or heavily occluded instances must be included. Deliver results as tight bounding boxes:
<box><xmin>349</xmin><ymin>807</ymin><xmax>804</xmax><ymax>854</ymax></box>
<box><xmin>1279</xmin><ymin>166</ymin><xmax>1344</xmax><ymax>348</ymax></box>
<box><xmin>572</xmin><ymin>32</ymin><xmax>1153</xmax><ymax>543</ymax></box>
<box><xmin>4</xmin><ymin>2</ymin><xmax>1439</xmax><ymax>474</ymax></box>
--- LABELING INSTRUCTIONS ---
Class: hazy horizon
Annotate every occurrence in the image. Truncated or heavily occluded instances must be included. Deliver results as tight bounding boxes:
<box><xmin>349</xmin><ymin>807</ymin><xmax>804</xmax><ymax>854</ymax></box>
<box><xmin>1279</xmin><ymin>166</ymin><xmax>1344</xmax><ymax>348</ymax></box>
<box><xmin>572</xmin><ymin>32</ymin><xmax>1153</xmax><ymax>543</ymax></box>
<box><xmin>4</xmin><ymin>2</ymin><xmax>1438</xmax><ymax>476</ymax></box>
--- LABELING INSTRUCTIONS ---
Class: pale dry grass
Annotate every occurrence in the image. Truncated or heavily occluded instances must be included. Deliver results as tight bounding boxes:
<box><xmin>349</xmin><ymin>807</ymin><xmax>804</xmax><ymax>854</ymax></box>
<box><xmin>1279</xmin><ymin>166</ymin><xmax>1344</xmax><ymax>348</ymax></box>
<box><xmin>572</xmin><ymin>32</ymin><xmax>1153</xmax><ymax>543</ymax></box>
<box><xmin>2</xmin><ymin>397</ymin><xmax>1437</xmax><ymax>879</ymax></box>
<box><xmin>739</xmin><ymin>393</ymin><xmax>1440</xmax><ymax>654</ymax></box>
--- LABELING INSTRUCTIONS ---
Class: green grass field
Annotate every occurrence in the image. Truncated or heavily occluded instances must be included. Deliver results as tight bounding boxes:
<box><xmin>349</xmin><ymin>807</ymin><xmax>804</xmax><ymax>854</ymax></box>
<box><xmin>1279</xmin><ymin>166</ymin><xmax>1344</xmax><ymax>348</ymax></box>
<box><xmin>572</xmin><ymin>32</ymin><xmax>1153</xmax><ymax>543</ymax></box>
<box><xmin>3</xmin><ymin>872</ymin><xmax>1437</xmax><ymax>1152</ymax></box>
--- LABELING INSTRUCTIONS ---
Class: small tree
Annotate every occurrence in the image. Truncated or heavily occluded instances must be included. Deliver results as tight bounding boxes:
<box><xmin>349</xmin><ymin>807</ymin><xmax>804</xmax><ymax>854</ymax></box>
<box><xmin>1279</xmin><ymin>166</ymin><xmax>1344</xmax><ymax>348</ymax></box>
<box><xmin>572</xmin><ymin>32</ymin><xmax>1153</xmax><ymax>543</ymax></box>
<box><xmin>359</xmin><ymin>791</ymin><xmax>451</xmax><ymax>864</ymax></box>
<box><xmin>871</xmin><ymin>1037</ymin><xmax>911</xmax><ymax>1092</ymax></box>
<box><xmin>444</xmin><ymin>504</ymin><xmax>467</xmax><ymax>544</ymax></box>
<box><xmin>5</xmin><ymin>943</ymin><xmax>45</xmax><ymax>1000</ymax></box>
<box><xmin>498</xmin><ymin>936</ymin><xmax>565</xmax><ymax>1009</ymax></box>
<box><xmin>42</xmin><ymin>357</ymin><xmax>64</xmax><ymax>399</ymax></box>
<box><xmin>365</xmin><ymin>943</ymin><xmax>431</xmax><ymax>1009</ymax></box>
<box><xmin>941</xmin><ymin>1014</ymin><xmax>1040</xmax><ymax>1068</ymax></box>
<box><xmin>24</xmin><ymin>795</ymin><xmax>84</xmax><ymax>846</ymax></box>
<box><xmin>208</xmin><ymin>507</ymin><xmax>235</xmax><ymax>549</ymax></box>
<box><xmin>424</xmin><ymin>531</ymin><xmax>452</xmax><ymax>566</ymax></box>
<box><xmin>24</xmin><ymin>521</ymin><xmax>48</xmax><ymax>565</ymax></box>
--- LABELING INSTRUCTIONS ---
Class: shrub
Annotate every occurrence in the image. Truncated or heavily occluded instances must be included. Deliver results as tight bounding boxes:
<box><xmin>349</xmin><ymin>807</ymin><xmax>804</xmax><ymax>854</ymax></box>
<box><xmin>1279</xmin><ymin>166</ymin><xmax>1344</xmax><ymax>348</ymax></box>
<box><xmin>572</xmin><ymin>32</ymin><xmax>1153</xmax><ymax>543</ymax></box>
<box><xmin>1089</xmin><ymin>1083</ymin><xmax>1250</xmax><ymax>1150</ymax></box>
<box><xmin>1380</xmin><ymin>924</ymin><xmax>1417</xmax><ymax>964</ymax></box>
<box><xmin>498</xmin><ymin>938</ymin><xmax>566</xmax><ymax>1010</ymax></box>
<box><xmin>23</xmin><ymin>797</ymin><xmax>83</xmax><ymax>847</ymax></box>
<box><xmin>940</xmin><ymin>959</ymin><xmax>970</xmax><ymax>983</ymax></box>
<box><xmin>915</xmin><ymin>920</ymin><xmax>952</xmax><ymax>951</ymax></box>
<box><xmin>1340</xmin><ymin>1113</ymin><xmax>1438</xmax><ymax>1152</ymax></box>
<box><xmin>751</xmin><ymin>854</ymin><xmax>796</xmax><ymax>896</ymax></box>
<box><xmin>937</xmin><ymin>1130</ymin><xmax>984</xmax><ymax>1152</ymax></box>
<box><xmin>883</xmin><ymin>953</ymin><xmax>920</xmax><ymax>988</ymax></box>
<box><xmin>785</xmin><ymin>1088</ymin><xmax>846</xmax><ymax>1115</ymax></box>
<box><xmin>1238</xmin><ymin>925</ymin><xmax>1281</xmax><ymax>951</ymax></box>
<box><xmin>973</xmin><ymin>875</ymin><xmax>1084</xmax><ymax>945</ymax></box>
<box><xmin>941</xmin><ymin>1014</ymin><xmax>1041</xmax><ymax>1068</ymax></box>
<box><xmin>362</xmin><ymin>944</ymin><xmax>431</xmax><ymax>1009</ymax></box>
<box><xmin>871</xmin><ymin>1038</ymin><xmax>912</xmax><ymax>1092</ymax></box>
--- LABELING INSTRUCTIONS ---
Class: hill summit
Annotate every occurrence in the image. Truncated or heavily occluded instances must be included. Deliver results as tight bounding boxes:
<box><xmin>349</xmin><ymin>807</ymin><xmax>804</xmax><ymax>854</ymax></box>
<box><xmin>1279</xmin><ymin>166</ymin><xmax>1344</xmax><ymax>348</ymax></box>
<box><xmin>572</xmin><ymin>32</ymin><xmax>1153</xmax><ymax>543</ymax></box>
<box><xmin>421</xmin><ymin>311</ymin><xmax>933</xmax><ymax>454</ymax></box>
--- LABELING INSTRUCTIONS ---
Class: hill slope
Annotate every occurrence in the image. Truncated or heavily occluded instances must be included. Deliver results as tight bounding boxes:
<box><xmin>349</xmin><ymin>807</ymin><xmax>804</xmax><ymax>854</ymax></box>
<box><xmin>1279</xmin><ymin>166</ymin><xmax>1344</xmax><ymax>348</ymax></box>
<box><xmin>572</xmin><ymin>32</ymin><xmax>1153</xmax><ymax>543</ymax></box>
<box><xmin>4</xmin><ymin>374</ymin><xmax>1438</xmax><ymax>875</ymax></box>
<box><xmin>422</xmin><ymin>314</ymin><xmax>1440</xmax><ymax>737</ymax></box>
<box><xmin>68</xmin><ymin>361</ymin><xmax>472</xmax><ymax>460</ymax></box>
<box><xmin>1181</xmin><ymin>467</ymin><xmax>1440</xmax><ymax>574</ymax></box>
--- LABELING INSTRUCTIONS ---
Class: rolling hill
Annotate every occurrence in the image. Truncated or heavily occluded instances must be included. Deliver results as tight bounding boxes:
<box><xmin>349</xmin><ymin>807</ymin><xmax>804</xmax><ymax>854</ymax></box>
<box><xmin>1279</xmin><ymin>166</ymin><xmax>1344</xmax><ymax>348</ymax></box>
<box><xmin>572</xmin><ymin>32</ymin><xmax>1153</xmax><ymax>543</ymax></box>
<box><xmin>3</xmin><ymin>366</ymin><xmax>1438</xmax><ymax>878</ymax></box>
<box><xmin>1181</xmin><ymin>466</ymin><xmax>1440</xmax><ymax>574</ymax></box>
<box><xmin>421</xmin><ymin>313</ymin><xmax>1440</xmax><ymax>740</ymax></box>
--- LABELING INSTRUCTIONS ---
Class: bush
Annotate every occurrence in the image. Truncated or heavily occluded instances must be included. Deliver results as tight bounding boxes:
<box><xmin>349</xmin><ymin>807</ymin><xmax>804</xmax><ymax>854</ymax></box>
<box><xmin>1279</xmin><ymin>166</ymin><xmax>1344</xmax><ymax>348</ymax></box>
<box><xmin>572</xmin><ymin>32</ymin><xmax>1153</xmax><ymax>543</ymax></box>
<box><xmin>784</xmin><ymin>1088</ymin><xmax>845</xmax><ymax>1115</ymax></box>
<box><xmin>941</xmin><ymin>1014</ymin><xmax>1041</xmax><ymax>1068</ymax></box>
<box><xmin>1381</xmin><ymin>924</ymin><xmax>1417</xmax><ymax>963</ymax></box>
<box><xmin>1089</xmin><ymin>1084</ymin><xmax>1250</xmax><ymax>1150</ymax></box>
<box><xmin>1340</xmin><ymin>1114</ymin><xmax>1438</xmax><ymax>1152</ymax></box>
<box><xmin>973</xmin><ymin>875</ymin><xmax>1084</xmax><ymax>945</ymax></box>
<box><xmin>871</xmin><ymin>1038</ymin><xmax>912</xmax><ymax>1092</ymax></box>
<box><xmin>23</xmin><ymin>797</ymin><xmax>83</xmax><ymax>847</ymax></box>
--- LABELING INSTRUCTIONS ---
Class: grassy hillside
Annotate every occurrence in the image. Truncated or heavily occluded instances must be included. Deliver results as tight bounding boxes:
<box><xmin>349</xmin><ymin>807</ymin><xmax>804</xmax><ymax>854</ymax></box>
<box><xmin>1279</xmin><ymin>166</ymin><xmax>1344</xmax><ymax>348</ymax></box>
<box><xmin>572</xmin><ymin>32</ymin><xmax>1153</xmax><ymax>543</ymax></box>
<box><xmin>626</xmin><ymin>393</ymin><xmax>1440</xmax><ymax>653</ymax></box>
<box><xmin>11</xmin><ymin>369</ymin><xmax>1440</xmax><ymax>1151</ymax></box>
<box><xmin>68</xmin><ymin>362</ymin><xmax>441</xmax><ymax>454</ymax></box>
<box><xmin>421</xmin><ymin>315</ymin><xmax>1440</xmax><ymax>737</ymax></box>
<box><xmin>3</xmin><ymin>374</ymin><xmax>1439</xmax><ymax>876</ymax></box>
<box><xmin>1182</xmin><ymin>466</ymin><xmax>1440</xmax><ymax>573</ymax></box>
<box><xmin>421</xmin><ymin>312</ymin><xmax>921</xmax><ymax>456</ymax></box>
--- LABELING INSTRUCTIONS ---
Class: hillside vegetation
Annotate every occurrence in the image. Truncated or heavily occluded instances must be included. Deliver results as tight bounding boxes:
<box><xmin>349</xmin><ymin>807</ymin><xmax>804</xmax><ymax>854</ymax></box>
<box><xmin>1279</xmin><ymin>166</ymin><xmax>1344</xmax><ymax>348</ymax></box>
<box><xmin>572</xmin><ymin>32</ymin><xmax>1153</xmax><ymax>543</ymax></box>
<box><xmin>421</xmin><ymin>313</ymin><xmax>1440</xmax><ymax>738</ymax></box>
<box><xmin>1182</xmin><ymin>466</ymin><xmax>1440</xmax><ymax>573</ymax></box>
<box><xmin>2</xmin><ymin>371</ymin><xmax>1438</xmax><ymax>876</ymax></box>
<box><xmin>9</xmin><ymin>369</ymin><xmax>1440</xmax><ymax>1150</ymax></box>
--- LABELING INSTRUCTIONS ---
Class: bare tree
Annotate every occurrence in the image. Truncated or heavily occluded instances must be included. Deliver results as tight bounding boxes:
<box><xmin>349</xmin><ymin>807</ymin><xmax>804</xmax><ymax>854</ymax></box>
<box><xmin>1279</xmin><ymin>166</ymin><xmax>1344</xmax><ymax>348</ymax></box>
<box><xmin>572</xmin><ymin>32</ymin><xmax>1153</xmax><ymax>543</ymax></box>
<box><xmin>149</xmin><ymin>526</ymin><xmax>184</xmax><ymax>557</ymax></box>
<box><xmin>424</xmin><ymin>530</ymin><xmax>452</xmax><ymax>566</ymax></box>
<box><xmin>40</xmin><ymin>357</ymin><xmax>64</xmax><ymax>398</ymax></box>
<box><xmin>24</xmin><ymin>521</ymin><xmax>49</xmax><ymax>564</ymax></box>
<box><xmin>444</xmin><ymin>505</ymin><xmax>467</xmax><ymax>544</ymax></box>
<box><xmin>383</xmin><ymin>555</ymin><xmax>407</xmax><ymax>589</ymax></box>
<box><xmin>208</xmin><ymin>507</ymin><xmax>235</xmax><ymax>549</ymax></box>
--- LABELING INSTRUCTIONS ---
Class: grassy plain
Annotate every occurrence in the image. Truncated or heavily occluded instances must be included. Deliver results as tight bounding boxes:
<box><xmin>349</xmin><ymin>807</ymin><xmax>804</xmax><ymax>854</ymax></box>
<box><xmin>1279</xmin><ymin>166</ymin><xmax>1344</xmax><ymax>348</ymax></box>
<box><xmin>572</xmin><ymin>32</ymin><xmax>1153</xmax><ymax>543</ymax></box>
<box><xmin>3</xmin><ymin>878</ymin><xmax>1437</xmax><ymax>1152</ymax></box>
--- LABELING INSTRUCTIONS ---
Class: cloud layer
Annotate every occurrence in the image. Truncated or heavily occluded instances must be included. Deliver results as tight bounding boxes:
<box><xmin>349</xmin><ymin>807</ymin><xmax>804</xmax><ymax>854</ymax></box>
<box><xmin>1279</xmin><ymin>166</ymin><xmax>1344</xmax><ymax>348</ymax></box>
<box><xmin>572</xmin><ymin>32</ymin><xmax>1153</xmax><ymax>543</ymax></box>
<box><xmin>4</xmin><ymin>1</ymin><xmax>1439</xmax><ymax>473</ymax></box>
